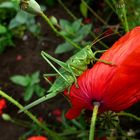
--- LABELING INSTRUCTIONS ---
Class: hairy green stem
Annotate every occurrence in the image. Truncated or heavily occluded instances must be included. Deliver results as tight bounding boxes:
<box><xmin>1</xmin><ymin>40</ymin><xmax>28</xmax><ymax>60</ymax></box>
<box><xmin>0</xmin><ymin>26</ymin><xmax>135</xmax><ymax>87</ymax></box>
<box><xmin>57</xmin><ymin>0</ymin><xmax>77</xmax><ymax>20</ymax></box>
<box><xmin>89</xmin><ymin>102</ymin><xmax>100</xmax><ymax>140</ymax></box>
<box><xmin>120</xmin><ymin>0</ymin><xmax>129</xmax><ymax>32</ymax></box>
<box><xmin>39</xmin><ymin>12</ymin><xmax>81</xmax><ymax>50</ymax></box>
<box><xmin>105</xmin><ymin>0</ymin><xmax>116</xmax><ymax>13</ymax></box>
<box><xmin>118</xmin><ymin>111</ymin><xmax>140</xmax><ymax>121</ymax></box>
<box><xmin>116</xmin><ymin>0</ymin><xmax>129</xmax><ymax>32</ymax></box>
<box><xmin>0</xmin><ymin>90</ymin><xmax>62</xmax><ymax>140</ymax></box>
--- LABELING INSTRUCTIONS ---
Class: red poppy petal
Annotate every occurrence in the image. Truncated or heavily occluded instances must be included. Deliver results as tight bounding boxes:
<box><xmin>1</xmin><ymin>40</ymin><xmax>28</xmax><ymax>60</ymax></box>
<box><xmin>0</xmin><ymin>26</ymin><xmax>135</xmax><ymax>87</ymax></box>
<box><xmin>27</xmin><ymin>136</ymin><xmax>48</xmax><ymax>140</ymax></box>
<box><xmin>65</xmin><ymin>107</ymin><xmax>83</xmax><ymax>120</ymax></box>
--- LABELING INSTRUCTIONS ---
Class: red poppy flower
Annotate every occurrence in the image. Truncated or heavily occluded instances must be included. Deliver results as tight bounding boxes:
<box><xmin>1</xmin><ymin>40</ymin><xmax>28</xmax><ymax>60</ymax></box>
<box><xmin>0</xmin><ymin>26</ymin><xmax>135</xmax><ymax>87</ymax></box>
<box><xmin>65</xmin><ymin>26</ymin><xmax>140</xmax><ymax>119</ymax></box>
<box><xmin>27</xmin><ymin>136</ymin><xmax>48</xmax><ymax>140</ymax></box>
<box><xmin>0</xmin><ymin>99</ymin><xmax>6</xmax><ymax>115</ymax></box>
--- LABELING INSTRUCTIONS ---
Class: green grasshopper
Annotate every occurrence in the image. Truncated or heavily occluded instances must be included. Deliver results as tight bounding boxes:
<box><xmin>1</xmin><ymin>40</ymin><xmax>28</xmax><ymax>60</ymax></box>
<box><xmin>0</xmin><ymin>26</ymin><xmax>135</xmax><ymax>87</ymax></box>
<box><xmin>19</xmin><ymin>43</ymin><xmax>113</xmax><ymax>113</ymax></box>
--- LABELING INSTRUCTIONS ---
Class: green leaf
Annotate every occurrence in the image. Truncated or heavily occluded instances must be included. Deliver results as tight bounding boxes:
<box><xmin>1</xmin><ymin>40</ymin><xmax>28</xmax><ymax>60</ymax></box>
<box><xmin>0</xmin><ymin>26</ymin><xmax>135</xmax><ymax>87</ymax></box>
<box><xmin>59</xmin><ymin>30</ymin><xmax>68</xmax><ymax>36</ymax></box>
<box><xmin>0</xmin><ymin>25</ymin><xmax>7</xmax><ymax>34</ymax></box>
<box><xmin>31</xmin><ymin>71</ymin><xmax>40</xmax><ymax>85</ymax></box>
<box><xmin>9</xmin><ymin>19</ymin><xmax>21</xmax><ymax>29</ymax></box>
<box><xmin>77</xmin><ymin>24</ymin><xmax>92</xmax><ymax>37</ymax></box>
<box><xmin>80</xmin><ymin>1</ymin><xmax>88</xmax><ymax>17</ymax></box>
<box><xmin>24</xmin><ymin>86</ymin><xmax>34</xmax><ymax>101</ymax></box>
<box><xmin>59</xmin><ymin>19</ymin><xmax>70</xmax><ymax>30</ymax></box>
<box><xmin>73</xmin><ymin>35</ymin><xmax>84</xmax><ymax>43</ymax></box>
<box><xmin>10</xmin><ymin>75</ymin><xmax>31</xmax><ymax>86</ymax></box>
<box><xmin>0</xmin><ymin>2</ymin><xmax>15</xmax><ymax>9</ymax></box>
<box><xmin>72</xmin><ymin>19</ymin><xmax>82</xmax><ymax>32</ymax></box>
<box><xmin>34</xmin><ymin>85</ymin><xmax>45</xmax><ymax>97</ymax></box>
<box><xmin>28</xmin><ymin>24</ymin><xmax>40</xmax><ymax>35</ymax></box>
<box><xmin>55</xmin><ymin>42</ymin><xmax>74</xmax><ymax>54</ymax></box>
<box><xmin>15</xmin><ymin>11</ymin><xmax>30</xmax><ymax>24</ymax></box>
<box><xmin>9</xmin><ymin>11</ymin><xmax>35</xmax><ymax>29</ymax></box>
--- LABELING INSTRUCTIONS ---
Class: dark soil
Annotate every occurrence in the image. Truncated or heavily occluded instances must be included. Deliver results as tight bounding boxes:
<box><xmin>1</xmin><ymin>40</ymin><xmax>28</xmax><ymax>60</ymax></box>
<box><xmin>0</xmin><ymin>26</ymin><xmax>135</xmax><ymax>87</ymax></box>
<box><xmin>0</xmin><ymin>4</ymin><xmax>71</xmax><ymax>140</ymax></box>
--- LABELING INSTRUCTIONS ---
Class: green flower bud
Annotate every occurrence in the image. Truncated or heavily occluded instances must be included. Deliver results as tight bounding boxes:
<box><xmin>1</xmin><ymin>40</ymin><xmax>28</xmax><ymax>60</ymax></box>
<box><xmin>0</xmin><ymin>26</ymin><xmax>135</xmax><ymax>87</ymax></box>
<box><xmin>2</xmin><ymin>113</ymin><xmax>11</xmax><ymax>121</ymax></box>
<box><xmin>20</xmin><ymin>0</ymin><xmax>42</xmax><ymax>15</ymax></box>
<box><xmin>50</xmin><ymin>16</ymin><xmax>58</xmax><ymax>25</ymax></box>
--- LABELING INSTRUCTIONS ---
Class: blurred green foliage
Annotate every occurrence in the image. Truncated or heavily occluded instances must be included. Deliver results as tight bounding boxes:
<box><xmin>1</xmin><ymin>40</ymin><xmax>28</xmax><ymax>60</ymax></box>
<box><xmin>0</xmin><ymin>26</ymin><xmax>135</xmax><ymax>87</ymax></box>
<box><xmin>55</xmin><ymin>19</ymin><xmax>92</xmax><ymax>54</ymax></box>
<box><xmin>126</xmin><ymin>0</ymin><xmax>140</xmax><ymax>29</ymax></box>
<box><xmin>0</xmin><ymin>0</ymin><xmax>40</xmax><ymax>54</ymax></box>
<box><xmin>10</xmin><ymin>71</ymin><xmax>45</xmax><ymax>101</ymax></box>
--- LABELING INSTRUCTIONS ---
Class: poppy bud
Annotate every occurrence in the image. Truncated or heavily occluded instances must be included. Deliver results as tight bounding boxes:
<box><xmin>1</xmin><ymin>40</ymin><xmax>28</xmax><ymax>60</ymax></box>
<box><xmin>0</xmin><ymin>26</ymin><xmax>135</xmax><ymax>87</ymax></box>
<box><xmin>20</xmin><ymin>0</ymin><xmax>42</xmax><ymax>15</ymax></box>
<box><xmin>2</xmin><ymin>113</ymin><xmax>11</xmax><ymax>121</ymax></box>
<box><xmin>50</xmin><ymin>16</ymin><xmax>58</xmax><ymax>25</ymax></box>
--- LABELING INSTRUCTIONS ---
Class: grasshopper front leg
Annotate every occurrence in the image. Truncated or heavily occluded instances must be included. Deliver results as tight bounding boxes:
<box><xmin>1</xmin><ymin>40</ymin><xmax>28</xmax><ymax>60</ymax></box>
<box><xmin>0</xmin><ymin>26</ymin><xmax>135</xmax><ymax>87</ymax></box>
<box><xmin>41</xmin><ymin>51</ymin><xmax>69</xmax><ymax>83</ymax></box>
<box><xmin>93</xmin><ymin>50</ymin><xmax>115</xmax><ymax>65</ymax></box>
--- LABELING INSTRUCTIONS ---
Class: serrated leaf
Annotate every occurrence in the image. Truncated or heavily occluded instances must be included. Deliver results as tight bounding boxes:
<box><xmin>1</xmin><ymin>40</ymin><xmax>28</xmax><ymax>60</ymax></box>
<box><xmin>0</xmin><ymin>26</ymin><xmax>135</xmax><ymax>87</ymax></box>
<box><xmin>24</xmin><ymin>86</ymin><xmax>34</xmax><ymax>101</ymax></box>
<box><xmin>55</xmin><ymin>42</ymin><xmax>74</xmax><ymax>54</ymax></box>
<box><xmin>10</xmin><ymin>75</ymin><xmax>30</xmax><ymax>86</ymax></box>
<box><xmin>34</xmin><ymin>85</ymin><xmax>45</xmax><ymax>97</ymax></box>
<box><xmin>80</xmin><ymin>1</ymin><xmax>88</xmax><ymax>17</ymax></box>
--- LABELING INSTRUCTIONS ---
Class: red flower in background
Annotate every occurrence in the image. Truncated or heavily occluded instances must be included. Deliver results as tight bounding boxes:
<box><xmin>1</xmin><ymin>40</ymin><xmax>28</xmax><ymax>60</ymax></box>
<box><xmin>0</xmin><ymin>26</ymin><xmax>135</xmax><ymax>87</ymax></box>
<box><xmin>27</xmin><ymin>136</ymin><xmax>48</xmax><ymax>140</ymax></box>
<box><xmin>65</xmin><ymin>26</ymin><xmax>140</xmax><ymax>119</ymax></box>
<box><xmin>84</xmin><ymin>18</ymin><xmax>92</xmax><ymax>24</ymax></box>
<box><xmin>0</xmin><ymin>99</ymin><xmax>6</xmax><ymax>115</ymax></box>
<box><xmin>51</xmin><ymin>108</ymin><xmax>62</xmax><ymax>116</ymax></box>
<box><xmin>16</xmin><ymin>54</ymin><xmax>23</xmax><ymax>61</ymax></box>
<box><xmin>51</xmin><ymin>108</ymin><xmax>62</xmax><ymax>122</ymax></box>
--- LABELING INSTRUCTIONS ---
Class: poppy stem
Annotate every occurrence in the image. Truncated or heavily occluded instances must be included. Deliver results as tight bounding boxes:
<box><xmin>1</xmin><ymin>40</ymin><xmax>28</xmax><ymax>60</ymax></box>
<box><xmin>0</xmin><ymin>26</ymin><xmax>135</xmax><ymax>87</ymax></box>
<box><xmin>89</xmin><ymin>102</ymin><xmax>100</xmax><ymax>140</ymax></box>
<box><xmin>0</xmin><ymin>90</ymin><xmax>62</xmax><ymax>140</ymax></box>
<box><xmin>118</xmin><ymin>111</ymin><xmax>140</xmax><ymax>122</ymax></box>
